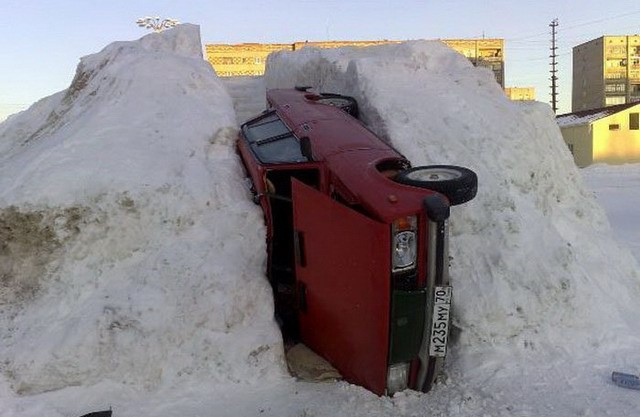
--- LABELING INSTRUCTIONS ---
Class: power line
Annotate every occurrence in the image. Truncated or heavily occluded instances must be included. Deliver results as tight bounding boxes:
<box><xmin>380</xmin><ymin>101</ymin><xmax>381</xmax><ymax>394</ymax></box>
<box><xmin>509</xmin><ymin>51</ymin><xmax>571</xmax><ymax>63</ymax></box>
<box><xmin>558</xmin><ymin>25</ymin><xmax>640</xmax><ymax>44</ymax></box>
<box><xmin>507</xmin><ymin>9</ymin><xmax>640</xmax><ymax>42</ymax></box>
<box><xmin>561</xmin><ymin>10</ymin><xmax>640</xmax><ymax>32</ymax></box>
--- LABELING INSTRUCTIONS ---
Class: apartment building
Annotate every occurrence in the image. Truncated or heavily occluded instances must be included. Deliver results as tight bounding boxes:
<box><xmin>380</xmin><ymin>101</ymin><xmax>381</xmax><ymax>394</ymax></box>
<box><xmin>205</xmin><ymin>43</ymin><xmax>292</xmax><ymax>77</ymax></box>
<box><xmin>572</xmin><ymin>35</ymin><xmax>640</xmax><ymax>112</ymax></box>
<box><xmin>505</xmin><ymin>87</ymin><xmax>536</xmax><ymax>101</ymax></box>
<box><xmin>442</xmin><ymin>39</ymin><xmax>504</xmax><ymax>88</ymax></box>
<box><xmin>205</xmin><ymin>39</ymin><xmax>505</xmax><ymax>88</ymax></box>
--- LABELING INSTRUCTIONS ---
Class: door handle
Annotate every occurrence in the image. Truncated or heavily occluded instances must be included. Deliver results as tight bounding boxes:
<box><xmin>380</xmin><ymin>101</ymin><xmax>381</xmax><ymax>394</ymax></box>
<box><xmin>294</xmin><ymin>230</ymin><xmax>306</xmax><ymax>267</ymax></box>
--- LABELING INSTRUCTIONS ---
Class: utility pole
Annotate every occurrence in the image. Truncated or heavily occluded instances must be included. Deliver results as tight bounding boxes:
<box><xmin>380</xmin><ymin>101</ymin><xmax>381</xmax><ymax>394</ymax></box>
<box><xmin>549</xmin><ymin>18</ymin><xmax>559</xmax><ymax>113</ymax></box>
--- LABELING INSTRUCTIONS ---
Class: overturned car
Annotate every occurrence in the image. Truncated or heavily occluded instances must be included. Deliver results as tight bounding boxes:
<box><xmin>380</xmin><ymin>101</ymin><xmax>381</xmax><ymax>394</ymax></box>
<box><xmin>237</xmin><ymin>87</ymin><xmax>477</xmax><ymax>395</ymax></box>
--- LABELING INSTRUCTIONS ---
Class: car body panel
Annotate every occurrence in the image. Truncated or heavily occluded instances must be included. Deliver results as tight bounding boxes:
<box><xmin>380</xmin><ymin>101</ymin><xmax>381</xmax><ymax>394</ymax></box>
<box><xmin>292</xmin><ymin>179</ymin><xmax>391</xmax><ymax>394</ymax></box>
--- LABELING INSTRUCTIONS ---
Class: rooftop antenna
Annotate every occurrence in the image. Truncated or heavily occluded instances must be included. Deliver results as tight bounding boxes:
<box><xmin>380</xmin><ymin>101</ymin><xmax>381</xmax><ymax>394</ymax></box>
<box><xmin>136</xmin><ymin>16</ymin><xmax>179</xmax><ymax>32</ymax></box>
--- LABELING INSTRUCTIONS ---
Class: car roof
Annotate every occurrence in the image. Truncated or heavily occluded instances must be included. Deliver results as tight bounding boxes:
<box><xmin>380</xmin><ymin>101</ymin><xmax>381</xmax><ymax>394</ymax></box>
<box><xmin>265</xmin><ymin>89</ymin><xmax>440</xmax><ymax>221</ymax></box>
<box><xmin>268</xmin><ymin>90</ymin><xmax>389</xmax><ymax>155</ymax></box>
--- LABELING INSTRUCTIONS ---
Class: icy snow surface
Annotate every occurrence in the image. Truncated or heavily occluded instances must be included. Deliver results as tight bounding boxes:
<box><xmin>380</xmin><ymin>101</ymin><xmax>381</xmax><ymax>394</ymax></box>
<box><xmin>1</xmin><ymin>27</ymin><xmax>640</xmax><ymax>416</ymax></box>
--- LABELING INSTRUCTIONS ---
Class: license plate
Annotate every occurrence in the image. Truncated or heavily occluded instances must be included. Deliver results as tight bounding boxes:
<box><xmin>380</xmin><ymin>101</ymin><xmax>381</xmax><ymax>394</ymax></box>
<box><xmin>429</xmin><ymin>286</ymin><xmax>452</xmax><ymax>357</ymax></box>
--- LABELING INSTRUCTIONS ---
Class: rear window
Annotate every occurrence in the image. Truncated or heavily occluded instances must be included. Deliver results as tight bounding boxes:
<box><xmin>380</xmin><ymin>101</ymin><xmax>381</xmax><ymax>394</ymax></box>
<box><xmin>242</xmin><ymin>112</ymin><xmax>306</xmax><ymax>164</ymax></box>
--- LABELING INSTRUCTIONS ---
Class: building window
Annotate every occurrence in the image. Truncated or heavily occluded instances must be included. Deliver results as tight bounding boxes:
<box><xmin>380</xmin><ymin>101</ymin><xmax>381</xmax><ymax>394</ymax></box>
<box><xmin>631</xmin><ymin>113</ymin><xmax>640</xmax><ymax>130</ymax></box>
<box><xmin>606</xmin><ymin>59</ymin><xmax>627</xmax><ymax>68</ymax></box>
<box><xmin>604</xmin><ymin>84</ymin><xmax>625</xmax><ymax>93</ymax></box>
<box><xmin>605</xmin><ymin>72</ymin><xmax>625</xmax><ymax>79</ymax></box>
<box><xmin>605</xmin><ymin>83</ymin><xmax>626</xmax><ymax>93</ymax></box>
<box><xmin>607</xmin><ymin>45</ymin><xmax>627</xmax><ymax>55</ymax></box>
<box><xmin>609</xmin><ymin>124</ymin><xmax>620</xmax><ymax>130</ymax></box>
<box><xmin>606</xmin><ymin>96</ymin><xmax>626</xmax><ymax>106</ymax></box>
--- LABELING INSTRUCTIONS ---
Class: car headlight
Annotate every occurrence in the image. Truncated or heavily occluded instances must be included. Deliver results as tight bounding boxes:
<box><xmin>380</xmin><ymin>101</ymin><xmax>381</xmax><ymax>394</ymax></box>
<box><xmin>392</xmin><ymin>216</ymin><xmax>417</xmax><ymax>272</ymax></box>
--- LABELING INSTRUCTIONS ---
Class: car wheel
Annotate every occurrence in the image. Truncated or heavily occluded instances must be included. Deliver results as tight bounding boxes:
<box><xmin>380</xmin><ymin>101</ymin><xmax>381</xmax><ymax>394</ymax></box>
<box><xmin>395</xmin><ymin>165</ymin><xmax>477</xmax><ymax>206</ymax></box>
<box><xmin>317</xmin><ymin>93</ymin><xmax>359</xmax><ymax>118</ymax></box>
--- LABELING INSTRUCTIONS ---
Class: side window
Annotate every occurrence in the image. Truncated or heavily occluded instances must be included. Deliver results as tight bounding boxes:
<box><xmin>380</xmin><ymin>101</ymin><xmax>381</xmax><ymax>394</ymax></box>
<box><xmin>243</xmin><ymin>113</ymin><xmax>289</xmax><ymax>143</ymax></box>
<box><xmin>630</xmin><ymin>113</ymin><xmax>639</xmax><ymax>130</ymax></box>
<box><xmin>242</xmin><ymin>112</ymin><xmax>306</xmax><ymax>164</ymax></box>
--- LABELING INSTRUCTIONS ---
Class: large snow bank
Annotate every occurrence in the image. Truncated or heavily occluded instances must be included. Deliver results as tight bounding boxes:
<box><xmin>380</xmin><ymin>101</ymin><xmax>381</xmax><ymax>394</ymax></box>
<box><xmin>0</xmin><ymin>24</ymin><xmax>285</xmax><ymax>398</ymax></box>
<box><xmin>266</xmin><ymin>42</ymin><xmax>640</xmax><ymax>354</ymax></box>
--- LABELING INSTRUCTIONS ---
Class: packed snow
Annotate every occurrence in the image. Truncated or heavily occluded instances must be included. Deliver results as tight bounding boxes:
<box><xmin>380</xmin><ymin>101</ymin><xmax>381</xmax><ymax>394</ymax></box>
<box><xmin>0</xmin><ymin>25</ymin><xmax>285</xmax><ymax>415</ymax></box>
<box><xmin>1</xmin><ymin>24</ymin><xmax>640</xmax><ymax>416</ymax></box>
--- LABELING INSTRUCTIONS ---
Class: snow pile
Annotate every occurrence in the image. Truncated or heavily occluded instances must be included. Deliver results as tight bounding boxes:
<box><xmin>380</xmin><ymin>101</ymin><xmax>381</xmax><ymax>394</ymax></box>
<box><xmin>0</xmin><ymin>24</ymin><xmax>285</xmax><ymax>398</ymax></box>
<box><xmin>266</xmin><ymin>42</ymin><xmax>640</xmax><ymax>353</ymax></box>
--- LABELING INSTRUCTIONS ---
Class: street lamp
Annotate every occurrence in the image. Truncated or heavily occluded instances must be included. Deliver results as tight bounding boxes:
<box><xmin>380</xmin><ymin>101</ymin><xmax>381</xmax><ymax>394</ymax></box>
<box><xmin>136</xmin><ymin>16</ymin><xmax>179</xmax><ymax>32</ymax></box>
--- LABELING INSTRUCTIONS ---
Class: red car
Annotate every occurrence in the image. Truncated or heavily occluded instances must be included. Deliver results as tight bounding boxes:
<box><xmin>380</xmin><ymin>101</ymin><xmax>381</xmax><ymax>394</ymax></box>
<box><xmin>237</xmin><ymin>87</ymin><xmax>477</xmax><ymax>395</ymax></box>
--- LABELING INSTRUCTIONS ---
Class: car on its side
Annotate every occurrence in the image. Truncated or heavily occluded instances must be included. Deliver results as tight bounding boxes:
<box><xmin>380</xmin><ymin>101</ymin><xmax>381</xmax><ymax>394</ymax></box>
<box><xmin>236</xmin><ymin>87</ymin><xmax>477</xmax><ymax>395</ymax></box>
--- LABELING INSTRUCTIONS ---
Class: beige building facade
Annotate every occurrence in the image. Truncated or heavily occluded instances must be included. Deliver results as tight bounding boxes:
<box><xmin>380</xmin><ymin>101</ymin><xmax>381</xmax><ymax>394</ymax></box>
<box><xmin>204</xmin><ymin>43</ymin><xmax>292</xmax><ymax>77</ymax></box>
<box><xmin>572</xmin><ymin>35</ymin><xmax>640</xmax><ymax>112</ymax></box>
<box><xmin>505</xmin><ymin>87</ymin><xmax>536</xmax><ymax>101</ymax></box>
<box><xmin>557</xmin><ymin>102</ymin><xmax>640</xmax><ymax>167</ymax></box>
<box><xmin>205</xmin><ymin>39</ymin><xmax>505</xmax><ymax>88</ymax></box>
<box><xmin>441</xmin><ymin>39</ymin><xmax>504</xmax><ymax>87</ymax></box>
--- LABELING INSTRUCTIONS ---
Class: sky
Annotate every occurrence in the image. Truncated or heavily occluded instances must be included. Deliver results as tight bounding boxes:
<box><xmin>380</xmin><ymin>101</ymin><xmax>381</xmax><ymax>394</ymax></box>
<box><xmin>1</xmin><ymin>0</ymin><xmax>640</xmax><ymax>121</ymax></box>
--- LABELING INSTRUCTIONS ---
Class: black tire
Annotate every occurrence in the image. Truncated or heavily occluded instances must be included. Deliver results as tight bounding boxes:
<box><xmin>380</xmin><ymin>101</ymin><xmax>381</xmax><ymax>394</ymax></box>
<box><xmin>395</xmin><ymin>165</ymin><xmax>477</xmax><ymax>206</ymax></box>
<box><xmin>317</xmin><ymin>93</ymin><xmax>359</xmax><ymax>118</ymax></box>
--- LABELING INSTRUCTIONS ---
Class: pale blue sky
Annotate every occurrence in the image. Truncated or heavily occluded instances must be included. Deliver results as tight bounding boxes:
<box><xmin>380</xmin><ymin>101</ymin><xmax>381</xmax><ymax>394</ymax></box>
<box><xmin>1</xmin><ymin>0</ymin><xmax>640</xmax><ymax>120</ymax></box>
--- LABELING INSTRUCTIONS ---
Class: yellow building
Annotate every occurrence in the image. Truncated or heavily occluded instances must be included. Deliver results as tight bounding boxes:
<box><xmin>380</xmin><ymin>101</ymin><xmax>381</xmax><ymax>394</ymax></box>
<box><xmin>205</xmin><ymin>43</ymin><xmax>292</xmax><ymax>76</ymax></box>
<box><xmin>572</xmin><ymin>35</ymin><xmax>640</xmax><ymax>112</ymax></box>
<box><xmin>505</xmin><ymin>87</ymin><xmax>536</xmax><ymax>101</ymax></box>
<box><xmin>292</xmin><ymin>40</ymin><xmax>398</xmax><ymax>50</ymax></box>
<box><xmin>557</xmin><ymin>102</ymin><xmax>640</xmax><ymax>167</ymax></box>
<box><xmin>205</xmin><ymin>39</ymin><xmax>505</xmax><ymax>87</ymax></box>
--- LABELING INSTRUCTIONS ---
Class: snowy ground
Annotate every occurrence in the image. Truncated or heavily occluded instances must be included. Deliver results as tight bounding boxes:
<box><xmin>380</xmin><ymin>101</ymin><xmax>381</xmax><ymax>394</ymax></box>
<box><xmin>583</xmin><ymin>164</ymin><xmax>640</xmax><ymax>260</ymax></box>
<box><xmin>1</xmin><ymin>25</ymin><xmax>640</xmax><ymax>417</ymax></box>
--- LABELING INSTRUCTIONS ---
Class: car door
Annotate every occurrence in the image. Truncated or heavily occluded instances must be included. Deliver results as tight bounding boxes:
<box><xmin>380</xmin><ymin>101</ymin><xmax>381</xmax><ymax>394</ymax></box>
<box><xmin>291</xmin><ymin>179</ymin><xmax>391</xmax><ymax>395</ymax></box>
